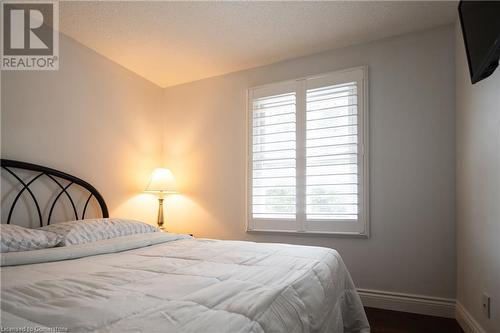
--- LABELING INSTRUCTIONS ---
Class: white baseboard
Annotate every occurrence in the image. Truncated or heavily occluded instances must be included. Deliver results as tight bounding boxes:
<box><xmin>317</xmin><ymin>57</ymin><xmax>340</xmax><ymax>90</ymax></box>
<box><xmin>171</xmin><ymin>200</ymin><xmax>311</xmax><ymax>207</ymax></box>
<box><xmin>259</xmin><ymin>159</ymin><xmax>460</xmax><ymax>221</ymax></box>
<box><xmin>357</xmin><ymin>288</ymin><xmax>456</xmax><ymax>318</ymax></box>
<box><xmin>455</xmin><ymin>301</ymin><xmax>486</xmax><ymax>333</ymax></box>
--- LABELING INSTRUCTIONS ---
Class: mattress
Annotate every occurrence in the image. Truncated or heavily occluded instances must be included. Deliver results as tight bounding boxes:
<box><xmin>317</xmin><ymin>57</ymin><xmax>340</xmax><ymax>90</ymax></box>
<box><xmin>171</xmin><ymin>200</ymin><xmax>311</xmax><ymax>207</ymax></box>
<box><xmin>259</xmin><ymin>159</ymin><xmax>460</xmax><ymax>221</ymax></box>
<box><xmin>0</xmin><ymin>233</ymin><xmax>369</xmax><ymax>333</ymax></box>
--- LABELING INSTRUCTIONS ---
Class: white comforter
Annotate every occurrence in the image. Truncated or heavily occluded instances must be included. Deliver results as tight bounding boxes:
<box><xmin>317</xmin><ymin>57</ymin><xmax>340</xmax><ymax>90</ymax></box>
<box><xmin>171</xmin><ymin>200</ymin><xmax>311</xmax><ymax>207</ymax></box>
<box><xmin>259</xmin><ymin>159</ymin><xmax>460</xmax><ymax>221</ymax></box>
<box><xmin>0</xmin><ymin>233</ymin><xmax>369</xmax><ymax>333</ymax></box>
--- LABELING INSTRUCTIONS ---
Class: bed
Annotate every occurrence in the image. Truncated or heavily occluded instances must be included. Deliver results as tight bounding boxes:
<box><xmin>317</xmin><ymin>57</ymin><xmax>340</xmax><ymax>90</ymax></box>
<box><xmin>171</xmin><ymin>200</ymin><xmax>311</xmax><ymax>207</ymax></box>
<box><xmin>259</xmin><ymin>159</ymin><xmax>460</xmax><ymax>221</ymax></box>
<box><xmin>0</xmin><ymin>159</ymin><xmax>370</xmax><ymax>333</ymax></box>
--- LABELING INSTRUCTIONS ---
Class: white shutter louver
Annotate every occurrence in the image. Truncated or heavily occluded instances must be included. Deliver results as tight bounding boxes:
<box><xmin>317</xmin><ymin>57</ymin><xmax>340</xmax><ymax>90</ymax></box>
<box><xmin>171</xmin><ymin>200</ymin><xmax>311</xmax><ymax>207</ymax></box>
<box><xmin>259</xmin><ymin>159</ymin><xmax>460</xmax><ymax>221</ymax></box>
<box><xmin>252</xmin><ymin>92</ymin><xmax>296</xmax><ymax>219</ymax></box>
<box><xmin>306</xmin><ymin>82</ymin><xmax>359</xmax><ymax>220</ymax></box>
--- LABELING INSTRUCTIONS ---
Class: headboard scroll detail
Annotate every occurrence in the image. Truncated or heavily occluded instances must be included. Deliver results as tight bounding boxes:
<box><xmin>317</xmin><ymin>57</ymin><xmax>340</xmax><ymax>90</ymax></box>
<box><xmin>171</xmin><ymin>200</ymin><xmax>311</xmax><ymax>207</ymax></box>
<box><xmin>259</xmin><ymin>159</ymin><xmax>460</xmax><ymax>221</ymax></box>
<box><xmin>1</xmin><ymin>159</ymin><xmax>109</xmax><ymax>227</ymax></box>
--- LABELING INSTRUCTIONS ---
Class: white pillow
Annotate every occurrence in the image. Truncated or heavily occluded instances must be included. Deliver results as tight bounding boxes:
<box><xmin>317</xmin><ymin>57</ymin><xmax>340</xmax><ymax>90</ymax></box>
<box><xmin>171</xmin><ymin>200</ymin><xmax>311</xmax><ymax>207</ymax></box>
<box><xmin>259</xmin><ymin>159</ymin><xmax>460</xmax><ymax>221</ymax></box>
<box><xmin>0</xmin><ymin>224</ymin><xmax>61</xmax><ymax>253</ymax></box>
<box><xmin>40</xmin><ymin>218</ymin><xmax>159</xmax><ymax>246</ymax></box>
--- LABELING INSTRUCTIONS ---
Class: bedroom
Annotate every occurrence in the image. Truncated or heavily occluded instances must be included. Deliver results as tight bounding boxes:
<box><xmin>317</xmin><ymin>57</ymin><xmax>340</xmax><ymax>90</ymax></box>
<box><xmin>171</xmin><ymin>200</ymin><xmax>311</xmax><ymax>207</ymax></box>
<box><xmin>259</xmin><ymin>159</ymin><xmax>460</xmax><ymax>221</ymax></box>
<box><xmin>0</xmin><ymin>1</ymin><xmax>499</xmax><ymax>332</ymax></box>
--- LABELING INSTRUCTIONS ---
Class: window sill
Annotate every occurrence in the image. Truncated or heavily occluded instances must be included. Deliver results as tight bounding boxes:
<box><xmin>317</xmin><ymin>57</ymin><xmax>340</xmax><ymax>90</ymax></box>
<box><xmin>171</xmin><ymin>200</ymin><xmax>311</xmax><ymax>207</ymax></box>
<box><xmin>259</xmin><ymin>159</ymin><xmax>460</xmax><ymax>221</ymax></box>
<box><xmin>246</xmin><ymin>228</ymin><xmax>369</xmax><ymax>238</ymax></box>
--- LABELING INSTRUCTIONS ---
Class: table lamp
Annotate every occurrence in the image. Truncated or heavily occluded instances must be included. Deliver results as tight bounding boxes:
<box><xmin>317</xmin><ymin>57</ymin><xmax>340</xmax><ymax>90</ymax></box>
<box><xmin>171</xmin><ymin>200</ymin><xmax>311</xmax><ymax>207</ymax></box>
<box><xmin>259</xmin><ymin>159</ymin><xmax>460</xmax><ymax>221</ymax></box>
<box><xmin>145</xmin><ymin>168</ymin><xmax>178</xmax><ymax>229</ymax></box>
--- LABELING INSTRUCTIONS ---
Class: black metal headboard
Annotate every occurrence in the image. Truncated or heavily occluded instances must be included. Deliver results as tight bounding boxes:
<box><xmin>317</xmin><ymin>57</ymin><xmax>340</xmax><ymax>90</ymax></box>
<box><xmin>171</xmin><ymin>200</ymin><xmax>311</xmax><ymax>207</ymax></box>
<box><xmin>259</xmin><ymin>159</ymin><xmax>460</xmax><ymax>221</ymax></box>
<box><xmin>1</xmin><ymin>159</ymin><xmax>109</xmax><ymax>227</ymax></box>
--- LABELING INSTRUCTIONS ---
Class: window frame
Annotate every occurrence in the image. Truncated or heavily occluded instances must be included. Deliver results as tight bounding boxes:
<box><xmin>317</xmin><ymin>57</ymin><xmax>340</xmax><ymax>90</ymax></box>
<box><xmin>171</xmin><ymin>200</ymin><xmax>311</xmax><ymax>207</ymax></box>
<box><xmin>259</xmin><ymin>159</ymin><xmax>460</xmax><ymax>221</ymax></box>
<box><xmin>246</xmin><ymin>66</ymin><xmax>369</xmax><ymax>237</ymax></box>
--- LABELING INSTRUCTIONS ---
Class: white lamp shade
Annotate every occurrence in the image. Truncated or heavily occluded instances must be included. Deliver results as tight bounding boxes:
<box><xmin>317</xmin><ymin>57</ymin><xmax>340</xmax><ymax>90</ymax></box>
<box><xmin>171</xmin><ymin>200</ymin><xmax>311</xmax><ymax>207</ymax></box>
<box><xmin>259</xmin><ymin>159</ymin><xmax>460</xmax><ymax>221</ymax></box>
<box><xmin>145</xmin><ymin>168</ymin><xmax>178</xmax><ymax>193</ymax></box>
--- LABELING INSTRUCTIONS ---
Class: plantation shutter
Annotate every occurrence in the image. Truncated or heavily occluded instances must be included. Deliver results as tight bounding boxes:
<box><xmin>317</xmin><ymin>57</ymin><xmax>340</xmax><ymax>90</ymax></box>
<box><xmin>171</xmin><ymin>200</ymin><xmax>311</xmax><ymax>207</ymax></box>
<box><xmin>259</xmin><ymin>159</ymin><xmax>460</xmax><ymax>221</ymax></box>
<box><xmin>248</xmin><ymin>67</ymin><xmax>368</xmax><ymax>235</ymax></box>
<box><xmin>249</xmin><ymin>81</ymin><xmax>297</xmax><ymax>231</ymax></box>
<box><xmin>305</xmin><ymin>81</ymin><xmax>359</xmax><ymax>220</ymax></box>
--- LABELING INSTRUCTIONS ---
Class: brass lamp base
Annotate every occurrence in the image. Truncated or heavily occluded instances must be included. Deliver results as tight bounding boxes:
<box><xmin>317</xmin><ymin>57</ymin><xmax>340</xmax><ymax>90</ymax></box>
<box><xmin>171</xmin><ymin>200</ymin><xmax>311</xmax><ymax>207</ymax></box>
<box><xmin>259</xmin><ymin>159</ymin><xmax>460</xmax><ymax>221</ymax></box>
<box><xmin>157</xmin><ymin>197</ymin><xmax>164</xmax><ymax>229</ymax></box>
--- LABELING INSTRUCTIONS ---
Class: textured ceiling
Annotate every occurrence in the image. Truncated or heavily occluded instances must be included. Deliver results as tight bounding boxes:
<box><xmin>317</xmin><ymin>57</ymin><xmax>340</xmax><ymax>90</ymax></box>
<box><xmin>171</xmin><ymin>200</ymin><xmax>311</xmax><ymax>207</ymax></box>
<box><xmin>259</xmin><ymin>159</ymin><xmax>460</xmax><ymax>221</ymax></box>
<box><xmin>60</xmin><ymin>1</ymin><xmax>457</xmax><ymax>88</ymax></box>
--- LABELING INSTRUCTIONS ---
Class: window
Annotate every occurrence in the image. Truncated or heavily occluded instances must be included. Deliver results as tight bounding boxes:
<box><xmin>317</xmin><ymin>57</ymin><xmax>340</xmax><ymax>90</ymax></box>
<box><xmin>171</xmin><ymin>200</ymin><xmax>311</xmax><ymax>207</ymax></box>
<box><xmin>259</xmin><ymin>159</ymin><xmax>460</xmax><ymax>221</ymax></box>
<box><xmin>247</xmin><ymin>67</ymin><xmax>368</xmax><ymax>236</ymax></box>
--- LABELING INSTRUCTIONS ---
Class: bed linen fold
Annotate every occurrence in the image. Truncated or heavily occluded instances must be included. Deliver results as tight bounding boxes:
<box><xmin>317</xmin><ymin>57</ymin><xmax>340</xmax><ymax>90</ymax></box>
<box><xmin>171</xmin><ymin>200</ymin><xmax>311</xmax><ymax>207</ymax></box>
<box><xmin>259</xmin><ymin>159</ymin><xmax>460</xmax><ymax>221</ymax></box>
<box><xmin>1</xmin><ymin>232</ymin><xmax>191</xmax><ymax>267</ymax></box>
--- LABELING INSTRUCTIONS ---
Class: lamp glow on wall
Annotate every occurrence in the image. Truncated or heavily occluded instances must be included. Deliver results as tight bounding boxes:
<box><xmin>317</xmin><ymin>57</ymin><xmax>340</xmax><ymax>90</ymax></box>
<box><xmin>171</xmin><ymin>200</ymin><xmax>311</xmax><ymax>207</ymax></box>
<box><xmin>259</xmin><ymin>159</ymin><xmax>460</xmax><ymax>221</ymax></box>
<box><xmin>145</xmin><ymin>168</ymin><xmax>178</xmax><ymax>229</ymax></box>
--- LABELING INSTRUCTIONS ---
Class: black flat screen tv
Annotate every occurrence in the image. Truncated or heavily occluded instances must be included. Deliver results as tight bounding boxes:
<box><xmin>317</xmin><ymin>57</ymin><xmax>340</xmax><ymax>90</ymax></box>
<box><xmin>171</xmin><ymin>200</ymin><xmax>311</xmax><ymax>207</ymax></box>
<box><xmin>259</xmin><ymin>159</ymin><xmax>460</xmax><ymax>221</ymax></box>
<box><xmin>458</xmin><ymin>1</ymin><xmax>500</xmax><ymax>84</ymax></box>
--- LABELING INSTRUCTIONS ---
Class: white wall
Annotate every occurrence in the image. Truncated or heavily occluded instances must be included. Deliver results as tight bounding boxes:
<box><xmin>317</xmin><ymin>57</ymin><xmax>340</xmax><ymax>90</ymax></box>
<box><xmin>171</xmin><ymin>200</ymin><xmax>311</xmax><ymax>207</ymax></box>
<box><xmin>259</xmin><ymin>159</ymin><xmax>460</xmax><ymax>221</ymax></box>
<box><xmin>162</xmin><ymin>26</ymin><xmax>457</xmax><ymax>298</ymax></box>
<box><xmin>1</xmin><ymin>34</ymin><xmax>163</xmax><ymax>225</ymax></box>
<box><xmin>456</xmin><ymin>23</ymin><xmax>500</xmax><ymax>331</ymax></box>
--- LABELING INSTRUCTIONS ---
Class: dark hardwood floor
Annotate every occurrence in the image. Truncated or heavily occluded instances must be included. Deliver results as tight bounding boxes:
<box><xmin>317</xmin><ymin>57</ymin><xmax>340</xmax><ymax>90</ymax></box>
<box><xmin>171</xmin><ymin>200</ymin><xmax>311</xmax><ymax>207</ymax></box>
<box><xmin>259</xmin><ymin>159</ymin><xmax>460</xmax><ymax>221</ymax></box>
<box><xmin>365</xmin><ymin>307</ymin><xmax>464</xmax><ymax>333</ymax></box>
